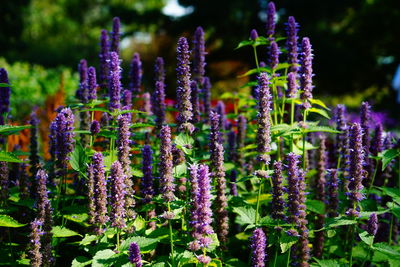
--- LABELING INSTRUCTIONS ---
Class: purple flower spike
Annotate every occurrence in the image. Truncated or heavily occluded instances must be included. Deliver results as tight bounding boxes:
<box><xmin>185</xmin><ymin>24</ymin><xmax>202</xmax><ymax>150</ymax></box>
<box><xmin>88</xmin><ymin>67</ymin><xmax>98</xmax><ymax>101</ymax></box>
<box><xmin>266</xmin><ymin>1</ymin><xmax>276</xmax><ymax>40</ymax></box>
<box><xmin>110</xmin><ymin>161</ymin><xmax>126</xmax><ymax>229</ymax></box>
<box><xmin>110</xmin><ymin>17</ymin><xmax>120</xmax><ymax>54</ymax></box>
<box><xmin>256</xmin><ymin>73</ymin><xmax>272</xmax><ymax>165</ymax></box>
<box><xmin>368</xmin><ymin>213</ymin><xmax>378</xmax><ymax>236</ymax></box>
<box><xmin>335</xmin><ymin>104</ymin><xmax>348</xmax><ymax>161</ymax></box>
<box><xmin>0</xmin><ymin>162</ymin><xmax>9</xmax><ymax>201</ymax></box>
<box><xmin>216</xmin><ymin>100</ymin><xmax>227</xmax><ymax>131</ymax></box>
<box><xmin>192</xmin><ymin>26</ymin><xmax>206</xmax><ymax>85</ymax></box>
<box><xmin>268</xmin><ymin>41</ymin><xmax>280</xmax><ymax>70</ymax></box>
<box><xmin>93</xmin><ymin>153</ymin><xmax>108</xmax><ymax>227</ymax></box>
<box><xmin>371</xmin><ymin>124</ymin><xmax>383</xmax><ymax>156</ymax></box>
<box><xmin>99</xmin><ymin>29</ymin><xmax>110</xmax><ymax>90</ymax></box>
<box><xmin>346</xmin><ymin>123</ymin><xmax>365</xmax><ymax>217</ymax></box>
<box><xmin>122</xmin><ymin>89</ymin><xmax>132</xmax><ymax>108</ymax></box>
<box><xmin>250</xmin><ymin>228</ymin><xmax>267</xmax><ymax>267</ymax></box>
<box><xmin>300</xmin><ymin>37</ymin><xmax>313</xmax><ymax>109</ymax></box>
<box><xmin>29</xmin><ymin>219</ymin><xmax>43</xmax><ymax>267</ymax></box>
<box><xmin>36</xmin><ymin>169</ymin><xmax>49</xmax><ymax>221</ymax></box>
<box><xmin>250</xmin><ymin>29</ymin><xmax>259</xmax><ymax>41</ymax></box>
<box><xmin>287</xmin><ymin>72</ymin><xmax>298</xmax><ymax>98</ymax></box>
<box><xmin>29</xmin><ymin>110</ymin><xmax>40</xmax><ymax>179</ymax></box>
<box><xmin>287</xmin><ymin>152</ymin><xmax>300</xmax><ymax>224</ymax></box>
<box><xmin>129</xmin><ymin>53</ymin><xmax>142</xmax><ymax>95</ymax></box>
<box><xmin>176</xmin><ymin>37</ymin><xmax>194</xmax><ymax>132</ymax></box>
<box><xmin>159</xmin><ymin>126</ymin><xmax>175</xmax><ymax>202</ymax></box>
<box><xmin>229</xmin><ymin>170</ymin><xmax>238</xmax><ymax>196</ymax></box>
<box><xmin>286</xmin><ymin>16</ymin><xmax>299</xmax><ymax>73</ymax></box>
<box><xmin>87</xmin><ymin>163</ymin><xmax>96</xmax><ymax>225</ymax></box>
<box><xmin>108</xmin><ymin>51</ymin><xmax>122</xmax><ymax>111</ymax></box>
<box><xmin>202</xmin><ymin>77</ymin><xmax>212</xmax><ymax>121</ymax></box>
<box><xmin>190</xmin><ymin>81</ymin><xmax>200</xmax><ymax>123</ymax></box>
<box><xmin>188</xmin><ymin>164</ymin><xmax>214</xmax><ymax>251</ymax></box>
<box><xmin>271</xmin><ymin>161</ymin><xmax>285</xmax><ymax>220</ymax></box>
<box><xmin>90</xmin><ymin>120</ymin><xmax>100</xmax><ymax>136</ymax></box>
<box><xmin>128</xmin><ymin>242</ymin><xmax>142</xmax><ymax>266</ymax></box>
<box><xmin>326</xmin><ymin>169</ymin><xmax>339</xmax><ymax>218</ymax></box>
<box><xmin>77</xmin><ymin>59</ymin><xmax>88</xmax><ymax>103</ymax></box>
<box><xmin>0</xmin><ymin>68</ymin><xmax>11</xmax><ymax>125</ymax></box>
<box><xmin>152</xmin><ymin>81</ymin><xmax>166</xmax><ymax>129</ymax></box>
<box><xmin>141</xmin><ymin>145</ymin><xmax>154</xmax><ymax>203</ymax></box>
<box><xmin>154</xmin><ymin>57</ymin><xmax>165</xmax><ymax>83</ymax></box>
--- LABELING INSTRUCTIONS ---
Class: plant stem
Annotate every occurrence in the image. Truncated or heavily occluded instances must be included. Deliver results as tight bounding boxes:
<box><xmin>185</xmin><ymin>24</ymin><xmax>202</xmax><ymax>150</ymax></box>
<box><xmin>389</xmin><ymin>215</ymin><xmax>394</xmax><ymax>245</ymax></box>
<box><xmin>348</xmin><ymin>224</ymin><xmax>355</xmax><ymax>267</ymax></box>
<box><xmin>286</xmin><ymin>247</ymin><xmax>291</xmax><ymax>267</ymax></box>
<box><xmin>253</xmin><ymin>46</ymin><xmax>260</xmax><ymax>71</ymax></box>
<box><xmin>367</xmin><ymin>159</ymin><xmax>379</xmax><ymax>198</ymax></box>
<box><xmin>167</xmin><ymin>202</ymin><xmax>175</xmax><ymax>266</ymax></box>
<box><xmin>255</xmin><ymin>182</ymin><xmax>263</xmax><ymax>225</ymax></box>
<box><xmin>302</xmin><ymin>110</ymin><xmax>307</xmax><ymax>170</ymax></box>
<box><xmin>116</xmin><ymin>228</ymin><xmax>120</xmax><ymax>251</ymax></box>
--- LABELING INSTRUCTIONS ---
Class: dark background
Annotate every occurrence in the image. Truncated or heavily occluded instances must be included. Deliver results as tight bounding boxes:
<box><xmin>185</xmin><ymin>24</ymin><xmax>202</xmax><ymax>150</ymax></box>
<box><xmin>1</xmin><ymin>0</ymin><xmax>400</xmax><ymax>109</ymax></box>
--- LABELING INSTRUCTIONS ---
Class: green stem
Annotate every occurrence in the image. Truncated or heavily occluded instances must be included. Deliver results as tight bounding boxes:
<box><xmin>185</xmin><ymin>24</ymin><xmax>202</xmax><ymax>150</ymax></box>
<box><xmin>117</xmin><ymin>228</ymin><xmax>120</xmax><ymax>251</ymax></box>
<box><xmin>253</xmin><ymin>46</ymin><xmax>260</xmax><ymax>70</ymax></box>
<box><xmin>286</xmin><ymin>246</ymin><xmax>291</xmax><ymax>267</ymax></box>
<box><xmin>389</xmin><ymin>215</ymin><xmax>394</xmax><ymax>245</ymax></box>
<box><xmin>255</xmin><ymin>182</ymin><xmax>263</xmax><ymax>225</ymax></box>
<box><xmin>348</xmin><ymin>225</ymin><xmax>355</xmax><ymax>267</ymax></box>
<box><xmin>367</xmin><ymin>159</ymin><xmax>379</xmax><ymax>198</ymax></box>
<box><xmin>273</xmin><ymin>235</ymin><xmax>280</xmax><ymax>267</ymax></box>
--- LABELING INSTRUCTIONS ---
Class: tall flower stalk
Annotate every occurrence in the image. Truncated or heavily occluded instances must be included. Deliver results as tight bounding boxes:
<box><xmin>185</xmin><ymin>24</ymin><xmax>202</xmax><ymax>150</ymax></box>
<box><xmin>256</xmin><ymin>73</ymin><xmax>272</xmax><ymax>165</ymax></box>
<box><xmin>129</xmin><ymin>53</ymin><xmax>142</xmax><ymax>95</ymax></box>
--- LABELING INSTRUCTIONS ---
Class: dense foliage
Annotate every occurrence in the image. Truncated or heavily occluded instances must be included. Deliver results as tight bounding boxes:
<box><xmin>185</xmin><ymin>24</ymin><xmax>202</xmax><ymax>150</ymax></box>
<box><xmin>1</xmin><ymin>2</ymin><xmax>400</xmax><ymax>266</ymax></box>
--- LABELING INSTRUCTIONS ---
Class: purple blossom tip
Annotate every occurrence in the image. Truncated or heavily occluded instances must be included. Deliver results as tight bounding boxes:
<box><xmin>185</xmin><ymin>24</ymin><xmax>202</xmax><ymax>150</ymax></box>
<box><xmin>128</xmin><ymin>242</ymin><xmax>142</xmax><ymax>266</ymax></box>
<box><xmin>250</xmin><ymin>29</ymin><xmax>259</xmax><ymax>41</ymax></box>
<box><xmin>250</xmin><ymin>228</ymin><xmax>267</xmax><ymax>267</ymax></box>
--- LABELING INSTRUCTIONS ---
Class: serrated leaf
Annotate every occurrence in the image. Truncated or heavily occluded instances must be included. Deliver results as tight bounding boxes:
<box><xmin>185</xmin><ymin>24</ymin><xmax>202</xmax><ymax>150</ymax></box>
<box><xmin>306</xmin><ymin>199</ymin><xmax>325</xmax><ymax>214</ymax></box>
<box><xmin>70</xmin><ymin>144</ymin><xmax>86</xmax><ymax>172</ymax></box>
<box><xmin>372</xmin><ymin>243</ymin><xmax>400</xmax><ymax>258</ymax></box>
<box><xmin>359</xmin><ymin>231</ymin><xmax>374</xmax><ymax>246</ymax></box>
<box><xmin>71</xmin><ymin>256</ymin><xmax>91</xmax><ymax>267</ymax></box>
<box><xmin>133</xmin><ymin>215</ymin><xmax>146</xmax><ymax>232</ymax></box>
<box><xmin>280</xmin><ymin>231</ymin><xmax>298</xmax><ymax>253</ymax></box>
<box><xmin>313</xmin><ymin>258</ymin><xmax>341</xmax><ymax>267</ymax></box>
<box><xmin>382</xmin><ymin>149</ymin><xmax>399</xmax><ymax>170</ymax></box>
<box><xmin>224</xmin><ymin>162</ymin><xmax>235</xmax><ymax>171</ymax></box>
<box><xmin>0</xmin><ymin>214</ymin><xmax>26</xmax><ymax>227</ymax></box>
<box><xmin>206</xmin><ymin>233</ymin><xmax>220</xmax><ymax>252</ymax></box>
<box><xmin>304</xmin><ymin>125</ymin><xmax>341</xmax><ymax>134</ymax></box>
<box><xmin>52</xmin><ymin>226</ymin><xmax>81</xmax><ymax>237</ymax></box>
<box><xmin>309</xmin><ymin>99</ymin><xmax>330</xmax><ymax>110</ymax></box>
<box><xmin>233</xmin><ymin>206</ymin><xmax>256</xmax><ymax>225</ymax></box>
<box><xmin>324</xmin><ymin>217</ymin><xmax>357</xmax><ymax>229</ymax></box>
<box><xmin>174</xmin><ymin>163</ymin><xmax>187</xmax><ymax>176</ymax></box>
<box><xmin>308</xmin><ymin>107</ymin><xmax>330</xmax><ymax>119</ymax></box>
<box><xmin>120</xmin><ymin>236</ymin><xmax>159</xmax><ymax>253</ymax></box>
<box><xmin>79</xmin><ymin>234</ymin><xmax>98</xmax><ymax>245</ymax></box>
<box><xmin>92</xmin><ymin>249</ymin><xmax>115</xmax><ymax>267</ymax></box>
<box><xmin>131</xmin><ymin>168</ymin><xmax>144</xmax><ymax>177</ymax></box>
<box><xmin>0</xmin><ymin>151</ymin><xmax>23</xmax><ymax>163</ymax></box>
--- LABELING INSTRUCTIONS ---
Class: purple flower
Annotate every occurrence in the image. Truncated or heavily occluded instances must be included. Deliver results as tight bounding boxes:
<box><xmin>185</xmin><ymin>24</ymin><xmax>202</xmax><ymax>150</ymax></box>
<box><xmin>122</xmin><ymin>89</ymin><xmax>132</xmax><ymax>107</ymax></box>
<box><xmin>287</xmin><ymin>153</ymin><xmax>300</xmax><ymax>224</ymax></box>
<box><xmin>42</xmin><ymin>200</ymin><xmax>54</xmax><ymax>265</ymax></box>
<box><xmin>19</xmin><ymin>163</ymin><xmax>30</xmax><ymax>200</ymax></box>
<box><xmin>361</xmin><ymin>102</ymin><xmax>372</xmax><ymax>182</ymax></box>
<box><xmin>297</xmin><ymin>169</ymin><xmax>310</xmax><ymax>265</ymax></box>
<box><xmin>0</xmin><ymin>162</ymin><xmax>8</xmax><ymax>201</ymax></box>
<box><xmin>77</xmin><ymin>59</ymin><xmax>88</xmax><ymax>103</ymax></box>
<box><xmin>0</xmin><ymin>68</ymin><xmax>11</xmax><ymax>125</ymax></box>
<box><xmin>90</xmin><ymin>120</ymin><xmax>100</xmax><ymax>136</ymax></box>
<box><xmin>92</xmin><ymin>153</ymin><xmax>108</xmax><ymax>227</ymax></box>
<box><xmin>110</xmin><ymin>17</ymin><xmax>120</xmax><ymax>54</ymax></box>
<box><xmin>141</xmin><ymin>145</ymin><xmax>154</xmax><ymax>203</ymax></box>
<box><xmin>99</xmin><ymin>29</ymin><xmax>110</xmax><ymax>90</ymax></box>
<box><xmin>202</xmin><ymin>77</ymin><xmax>212</xmax><ymax>121</ymax></box>
<box><xmin>368</xmin><ymin>213</ymin><xmax>378</xmax><ymax>236</ymax></box>
<box><xmin>191</xmin><ymin>81</ymin><xmax>200</xmax><ymax>123</ymax></box>
<box><xmin>110</xmin><ymin>161</ymin><xmax>126</xmax><ymax>229</ymax></box>
<box><xmin>36</xmin><ymin>169</ymin><xmax>49</xmax><ymax>220</ymax></box>
<box><xmin>316</xmin><ymin>136</ymin><xmax>327</xmax><ymax>202</ymax></box>
<box><xmin>29</xmin><ymin>219</ymin><xmax>43</xmax><ymax>267</ymax></box>
<box><xmin>108</xmin><ymin>51</ymin><xmax>122</xmax><ymax>111</ymax></box>
<box><xmin>128</xmin><ymin>242</ymin><xmax>142</xmax><ymax>266</ymax></box>
<box><xmin>250</xmin><ymin>228</ymin><xmax>267</xmax><ymax>267</ymax></box>
<box><xmin>227</xmin><ymin>130</ymin><xmax>237</xmax><ymax>162</ymax></box>
<box><xmin>29</xmin><ymin>110</ymin><xmax>40</xmax><ymax>179</ymax></box>
<box><xmin>271</xmin><ymin>161</ymin><xmax>285</xmax><ymax>220</ymax></box>
<box><xmin>189</xmin><ymin>164</ymin><xmax>214</xmax><ymax>251</ymax></box>
<box><xmin>159</xmin><ymin>126</ymin><xmax>175</xmax><ymax>202</ymax></box>
<box><xmin>326</xmin><ymin>169</ymin><xmax>339</xmax><ymax>218</ymax></box>
<box><xmin>300</xmin><ymin>37</ymin><xmax>313</xmax><ymax>109</ymax></box>
<box><xmin>229</xmin><ymin>170</ymin><xmax>238</xmax><ymax>196</ymax></box>
<box><xmin>152</xmin><ymin>81</ymin><xmax>166</xmax><ymax>129</ymax></box>
<box><xmin>287</xmin><ymin>72</ymin><xmax>298</xmax><ymax>98</ymax></box>
<box><xmin>268</xmin><ymin>41</ymin><xmax>280</xmax><ymax>70</ymax></box>
<box><xmin>286</xmin><ymin>16</ymin><xmax>299</xmax><ymax>73</ymax></box>
<box><xmin>52</xmin><ymin>108</ymin><xmax>75</xmax><ymax>178</ymax></box>
<box><xmin>346</xmin><ymin>123</ymin><xmax>365</xmax><ymax>217</ymax></box>
<box><xmin>371</xmin><ymin>123</ymin><xmax>383</xmax><ymax>156</ymax></box>
<box><xmin>266</xmin><ymin>1</ymin><xmax>276</xmax><ymax>40</ymax></box>
<box><xmin>216</xmin><ymin>100</ymin><xmax>226</xmax><ymax>131</ymax></box>
<box><xmin>192</xmin><ymin>26</ymin><xmax>206</xmax><ymax>85</ymax></box>
<box><xmin>335</xmin><ymin>105</ymin><xmax>348</xmax><ymax>160</ymax></box>
<box><xmin>176</xmin><ymin>37</ymin><xmax>194</xmax><ymax>132</ymax></box>
<box><xmin>154</xmin><ymin>57</ymin><xmax>165</xmax><ymax>83</ymax></box>
<box><xmin>250</xmin><ymin>29</ymin><xmax>259</xmax><ymax>41</ymax></box>
<box><xmin>256</xmin><ymin>73</ymin><xmax>272</xmax><ymax>165</ymax></box>
<box><xmin>129</xmin><ymin>53</ymin><xmax>142</xmax><ymax>95</ymax></box>
<box><xmin>88</xmin><ymin>66</ymin><xmax>98</xmax><ymax>101</ymax></box>
<box><xmin>87</xmin><ymin>164</ymin><xmax>96</xmax><ymax>225</ymax></box>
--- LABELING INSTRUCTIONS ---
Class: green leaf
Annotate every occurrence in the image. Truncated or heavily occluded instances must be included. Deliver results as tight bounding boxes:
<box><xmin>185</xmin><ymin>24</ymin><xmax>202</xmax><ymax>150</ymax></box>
<box><xmin>0</xmin><ymin>214</ymin><xmax>26</xmax><ymax>227</ymax></box>
<box><xmin>224</xmin><ymin>162</ymin><xmax>235</xmax><ymax>172</ymax></box>
<box><xmin>120</xmin><ymin>236</ymin><xmax>159</xmax><ymax>253</ymax></box>
<box><xmin>70</xmin><ymin>144</ymin><xmax>86</xmax><ymax>172</ymax></box>
<box><xmin>280</xmin><ymin>231</ymin><xmax>298</xmax><ymax>253</ymax></box>
<box><xmin>372</xmin><ymin>243</ymin><xmax>400</xmax><ymax>258</ymax></box>
<box><xmin>306</xmin><ymin>199</ymin><xmax>325</xmax><ymax>214</ymax></box>
<box><xmin>206</xmin><ymin>233</ymin><xmax>220</xmax><ymax>252</ymax></box>
<box><xmin>0</xmin><ymin>151</ymin><xmax>23</xmax><ymax>163</ymax></box>
<box><xmin>52</xmin><ymin>226</ymin><xmax>81</xmax><ymax>238</ymax></box>
<box><xmin>359</xmin><ymin>231</ymin><xmax>374</xmax><ymax>246</ymax></box>
<box><xmin>308</xmin><ymin>107</ymin><xmax>330</xmax><ymax>119</ymax></box>
<box><xmin>382</xmin><ymin>149</ymin><xmax>399</xmax><ymax>170</ymax></box>
<box><xmin>0</xmin><ymin>125</ymin><xmax>31</xmax><ymax>135</ymax></box>
<box><xmin>304</xmin><ymin>125</ymin><xmax>341</xmax><ymax>134</ymax></box>
<box><xmin>0</xmin><ymin>83</ymin><xmax>10</xmax><ymax>87</ymax></box>
<box><xmin>71</xmin><ymin>256</ymin><xmax>92</xmax><ymax>267</ymax></box>
<box><xmin>92</xmin><ymin>249</ymin><xmax>116</xmax><ymax>267</ymax></box>
<box><xmin>309</xmin><ymin>99</ymin><xmax>330</xmax><ymax>110</ymax></box>
<box><xmin>235</xmin><ymin>40</ymin><xmax>253</xmax><ymax>49</ymax></box>
<box><xmin>133</xmin><ymin>215</ymin><xmax>146</xmax><ymax>232</ymax></box>
<box><xmin>233</xmin><ymin>206</ymin><xmax>256</xmax><ymax>226</ymax></box>
<box><xmin>131</xmin><ymin>168</ymin><xmax>144</xmax><ymax>177</ymax></box>
<box><xmin>381</xmin><ymin>187</ymin><xmax>400</xmax><ymax>205</ymax></box>
<box><xmin>79</xmin><ymin>234</ymin><xmax>98</xmax><ymax>246</ymax></box>
<box><xmin>237</xmin><ymin>67</ymin><xmax>271</xmax><ymax>78</ymax></box>
<box><xmin>131</xmin><ymin>123</ymin><xmax>154</xmax><ymax>128</ymax></box>
<box><xmin>313</xmin><ymin>258</ymin><xmax>342</xmax><ymax>267</ymax></box>
<box><xmin>174</xmin><ymin>163</ymin><xmax>187</xmax><ymax>177</ymax></box>
<box><xmin>324</xmin><ymin>217</ymin><xmax>357</xmax><ymax>229</ymax></box>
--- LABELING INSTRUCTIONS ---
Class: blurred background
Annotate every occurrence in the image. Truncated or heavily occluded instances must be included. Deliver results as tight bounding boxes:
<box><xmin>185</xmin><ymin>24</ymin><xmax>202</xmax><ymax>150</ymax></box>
<box><xmin>1</xmin><ymin>0</ymin><xmax>400</xmax><ymax>121</ymax></box>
